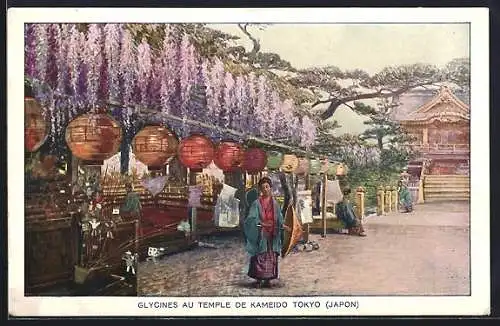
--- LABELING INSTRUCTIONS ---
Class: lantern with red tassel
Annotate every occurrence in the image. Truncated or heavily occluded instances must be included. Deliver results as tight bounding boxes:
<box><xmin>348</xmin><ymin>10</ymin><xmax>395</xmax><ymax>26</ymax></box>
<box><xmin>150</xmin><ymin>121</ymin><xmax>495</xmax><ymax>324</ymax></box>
<box><xmin>242</xmin><ymin>147</ymin><xmax>267</xmax><ymax>174</ymax></box>
<box><xmin>65</xmin><ymin>111</ymin><xmax>122</xmax><ymax>163</ymax></box>
<box><xmin>25</xmin><ymin>97</ymin><xmax>48</xmax><ymax>152</ymax></box>
<box><xmin>214</xmin><ymin>141</ymin><xmax>244</xmax><ymax>172</ymax></box>
<box><xmin>178</xmin><ymin>135</ymin><xmax>215</xmax><ymax>170</ymax></box>
<box><xmin>132</xmin><ymin>125</ymin><xmax>178</xmax><ymax>169</ymax></box>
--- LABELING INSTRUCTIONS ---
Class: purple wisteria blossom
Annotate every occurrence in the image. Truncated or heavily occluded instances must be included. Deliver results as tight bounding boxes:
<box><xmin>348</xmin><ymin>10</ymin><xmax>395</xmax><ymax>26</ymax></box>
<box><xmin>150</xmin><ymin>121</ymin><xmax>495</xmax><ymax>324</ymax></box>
<box><xmin>179</xmin><ymin>33</ymin><xmax>198</xmax><ymax>118</ymax></box>
<box><xmin>137</xmin><ymin>38</ymin><xmax>152</xmax><ymax>108</ymax></box>
<box><xmin>206</xmin><ymin>58</ymin><xmax>224</xmax><ymax>129</ymax></box>
<box><xmin>24</xmin><ymin>24</ymin><xmax>37</xmax><ymax>78</ymax></box>
<box><xmin>233</xmin><ymin>75</ymin><xmax>248</xmax><ymax>133</ymax></box>
<box><xmin>222</xmin><ymin>71</ymin><xmax>235</xmax><ymax>129</ymax></box>
<box><xmin>34</xmin><ymin>24</ymin><xmax>48</xmax><ymax>84</ymax></box>
<box><xmin>267</xmin><ymin>90</ymin><xmax>281</xmax><ymax>138</ymax></box>
<box><xmin>84</xmin><ymin>24</ymin><xmax>103</xmax><ymax>108</ymax></box>
<box><xmin>25</xmin><ymin>23</ymin><xmax>320</xmax><ymax>149</ymax></box>
<box><xmin>160</xmin><ymin>25</ymin><xmax>178</xmax><ymax>115</ymax></box>
<box><xmin>300</xmin><ymin>116</ymin><xmax>317</xmax><ymax>148</ymax></box>
<box><xmin>104</xmin><ymin>24</ymin><xmax>121</xmax><ymax>103</ymax></box>
<box><xmin>255</xmin><ymin>74</ymin><xmax>270</xmax><ymax>137</ymax></box>
<box><xmin>118</xmin><ymin>28</ymin><xmax>136</xmax><ymax>129</ymax></box>
<box><xmin>278</xmin><ymin>99</ymin><xmax>295</xmax><ymax>140</ymax></box>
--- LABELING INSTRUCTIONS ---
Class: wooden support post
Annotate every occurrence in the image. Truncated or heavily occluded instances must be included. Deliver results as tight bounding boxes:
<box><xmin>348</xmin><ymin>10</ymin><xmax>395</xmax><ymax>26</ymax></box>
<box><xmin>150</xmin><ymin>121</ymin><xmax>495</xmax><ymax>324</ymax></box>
<box><xmin>186</xmin><ymin>168</ymin><xmax>197</xmax><ymax>242</ymax></box>
<box><xmin>321</xmin><ymin>173</ymin><xmax>327</xmax><ymax>238</ymax></box>
<box><xmin>134</xmin><ymin>219</ymin><xmax>140</xmax><ymax>257</ymax></box>
<box><xmin>355</xmin><ymin>186</ymin><xmax>366</xmax><ymax>220</ymax></box>
<box><xmin>377</xmin><ymin>186</ymin><xmax>385</xmax><ymax>216</ymax></box>
<box><xmin>391</xmin><ymin>186</ymin><xmax>398</xmax><ymax>212</ymax></box>
<box><xmin>303</xmin><ymin>173</ymin><xmax>311</xmax><ymax>242</ymax></box>
<box><xmin>418</xmin><ymin>178</ymin><xmax>425</xmax><ymax>204</ymax></box>
<box><xmin>191</xmin><ymin>207</ymin><xmax>197</xmax><ymax>242</ymax></box>
<box><xmin>385</xmin><ymin>185</ymin><xmax>392</xmax><ymax>214</ymax></box>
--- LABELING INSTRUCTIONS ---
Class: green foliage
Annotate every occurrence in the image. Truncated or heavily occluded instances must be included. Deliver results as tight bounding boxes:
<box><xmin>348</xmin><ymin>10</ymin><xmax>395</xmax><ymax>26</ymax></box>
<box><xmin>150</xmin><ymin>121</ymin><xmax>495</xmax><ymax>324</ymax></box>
<box><xmin>347</xmin><ymin>166</ymin><xmax>401</xmax><ymax>208</ymax></box>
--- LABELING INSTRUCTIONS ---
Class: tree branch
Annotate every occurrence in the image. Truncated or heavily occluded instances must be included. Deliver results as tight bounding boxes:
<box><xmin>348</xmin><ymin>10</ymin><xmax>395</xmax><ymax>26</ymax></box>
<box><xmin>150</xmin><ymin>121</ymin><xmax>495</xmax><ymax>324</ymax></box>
<box><xmin>318</xmin><ymin>81</ymin><xmax>437</xmax><ymax>120</ymax></box>
<box><xmin>237</xmin><ymin>24</ymin><xmax>261</xmax><ymax>59</ymax></box>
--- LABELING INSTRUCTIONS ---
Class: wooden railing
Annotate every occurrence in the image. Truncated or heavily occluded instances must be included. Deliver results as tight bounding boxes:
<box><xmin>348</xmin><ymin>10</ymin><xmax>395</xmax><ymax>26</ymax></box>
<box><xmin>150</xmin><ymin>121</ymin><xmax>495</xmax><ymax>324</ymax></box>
<box><xmin>411</xmin><ymin>143</ymin><xmax>469</xmax><ymax>154</ymax></box>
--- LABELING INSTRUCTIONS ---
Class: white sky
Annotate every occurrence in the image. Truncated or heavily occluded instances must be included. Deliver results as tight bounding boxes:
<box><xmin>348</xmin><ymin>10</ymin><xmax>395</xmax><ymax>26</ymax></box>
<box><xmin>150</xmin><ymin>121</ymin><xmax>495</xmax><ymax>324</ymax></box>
<box><xmin>211</xmin><ymin>23</ymin><xmax>470</xmax><ymax>74</ymax></box>
<box><xmin>210</xmin><ymin>23</ymin><xmax>470</xmax><ymax>134</ymax></box>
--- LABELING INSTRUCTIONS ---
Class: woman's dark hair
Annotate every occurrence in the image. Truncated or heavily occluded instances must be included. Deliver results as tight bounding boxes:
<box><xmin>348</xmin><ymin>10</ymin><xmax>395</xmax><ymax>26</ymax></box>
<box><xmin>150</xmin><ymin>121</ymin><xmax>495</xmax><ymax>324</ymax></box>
<box><xmin>258</xmin><ymin>176</ymin><xmax>273</xmax><ymax>188</ymax></box>
<box><xmin>342</xmin><ymin>187</ymin><xmax>351</xmax><ymax>196</ymax></box>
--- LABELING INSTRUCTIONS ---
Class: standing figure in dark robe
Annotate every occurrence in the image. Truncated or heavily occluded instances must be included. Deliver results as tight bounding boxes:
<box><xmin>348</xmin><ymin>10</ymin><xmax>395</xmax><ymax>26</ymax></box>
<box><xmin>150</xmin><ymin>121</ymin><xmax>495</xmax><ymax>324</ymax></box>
<box><xmin>244</xmin><ymin>177</ymin><xmax>290</xmax><ymax>288</ymax></box>
<box><xmin>335</xmin><ymin>187</ymin><xmax>367</xmax><ymax>237</ymax></box>
<box><xmin>278</xmin><ymin>172</ymin><xmax>293</xmax><ymax>245</ymax></box>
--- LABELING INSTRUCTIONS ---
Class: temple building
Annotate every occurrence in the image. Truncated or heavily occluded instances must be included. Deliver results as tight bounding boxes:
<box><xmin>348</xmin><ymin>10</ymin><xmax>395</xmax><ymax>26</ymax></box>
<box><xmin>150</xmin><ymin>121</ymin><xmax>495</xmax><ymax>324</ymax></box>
<box><xmin>392</xmin><ymin>85</ymin><xmax>470</xmax><ymax>201</ymax></box>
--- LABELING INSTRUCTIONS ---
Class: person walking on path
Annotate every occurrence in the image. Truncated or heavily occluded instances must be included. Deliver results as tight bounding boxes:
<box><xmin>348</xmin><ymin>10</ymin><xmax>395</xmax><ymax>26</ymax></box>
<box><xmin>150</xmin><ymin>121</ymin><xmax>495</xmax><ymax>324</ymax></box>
<box><xmin>243</xmin><ymin>177</ymin><xmax>290</xmax><ymax>288</ymax></box>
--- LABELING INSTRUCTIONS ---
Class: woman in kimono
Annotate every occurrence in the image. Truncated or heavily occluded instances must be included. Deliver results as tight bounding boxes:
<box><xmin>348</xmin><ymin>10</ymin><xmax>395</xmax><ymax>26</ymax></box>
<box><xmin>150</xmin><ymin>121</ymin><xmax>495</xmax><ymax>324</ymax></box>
<box><xmin>244</xmin><ymin>177</ymin><xmax>290</xmax><ymax>288</ymax></box>
<box><xmin>335</xmin><ymin>187</ymin><xmax>367</xmax><ymax>237</ymax></box>
<box><xmin>398</xmin><ymin>180</ymin><xmax>413</xmax><ymax>213</ymax></box>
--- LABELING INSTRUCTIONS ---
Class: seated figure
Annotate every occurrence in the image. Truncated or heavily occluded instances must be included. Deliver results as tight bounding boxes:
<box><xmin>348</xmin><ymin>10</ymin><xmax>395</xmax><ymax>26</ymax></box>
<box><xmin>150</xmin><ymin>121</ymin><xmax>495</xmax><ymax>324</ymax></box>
<box><xmin>335</xmin><ymin>187</ymin><xmax>367</xmax><ymax>237</ymax></box>
<box><xmin>398</xmin><ymin>180</ymin><xmax>413</xmax><ymax>213</ymax></box>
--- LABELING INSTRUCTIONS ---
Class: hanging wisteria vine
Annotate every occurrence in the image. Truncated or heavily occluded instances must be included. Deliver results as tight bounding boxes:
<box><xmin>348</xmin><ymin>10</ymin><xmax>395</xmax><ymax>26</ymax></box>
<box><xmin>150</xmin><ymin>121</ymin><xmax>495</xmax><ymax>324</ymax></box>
<box><xmin>136</xmin><ymin>38</ymin><xmax>152</xmax><ymax>108</ymax></box>
<box><xmin>160</xmin><ymin>25</ymin><xmax>178</xmax><ymax>116</ymax></box>
<box><xmin>206</xmin><ymin>58</ymin><xmax>225</xmax><ymax>136</ymax></box>
<box><xmin>104</xmin><ymin>23</ymin><xmax>121</xmax><ymax>104</ymax></box>
<box><xmin>84</xmin><ymin>24</ymin><xmax>103</xmax><ymax>109</ymax></box>
<box><xmin>24</xmin><ymin>23</ymin><xmax>318</xmax><ymax>150</ymax></box>
<box><xmin>233</xmin><ymin>75</ymin><xmax>248</xmax><ymax>134</ymax></box>
<box><xmin>300</xmin><ymin>116</ymin><xmax>317</xmax><ymax>149</ymax></box>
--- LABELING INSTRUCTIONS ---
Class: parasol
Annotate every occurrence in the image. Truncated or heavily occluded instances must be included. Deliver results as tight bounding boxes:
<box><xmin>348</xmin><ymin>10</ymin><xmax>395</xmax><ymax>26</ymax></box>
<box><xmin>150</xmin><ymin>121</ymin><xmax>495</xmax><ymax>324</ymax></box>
<box><xmin>281</xmin><ymin>202</ymin><xmax>303</xmax><ymax>258</ymax></box>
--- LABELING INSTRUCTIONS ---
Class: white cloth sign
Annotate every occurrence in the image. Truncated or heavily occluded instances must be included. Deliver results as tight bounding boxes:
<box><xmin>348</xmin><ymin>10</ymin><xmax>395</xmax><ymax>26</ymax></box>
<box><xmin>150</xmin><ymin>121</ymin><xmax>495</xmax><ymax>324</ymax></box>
<box><xmin>214</xmin><ymin>183</ymin><xmax>239</xmax><ymax>228</ymax></box>
<box><xmin>216</xmin><ymin>197</ymin><xmax>240</xmax><ymax>228</ymax></box>
<box><xmin>141</xmin><ymin>176</ymin><xmax>168</xmax><ymax>196</ymax></box>
<box><xmin>219</xmin><ymin>184</ymin><xmax>237</xmax><ymax>201</ymax></box>
<box><xmin>296</xmin><ymin>190</ymin><xmax>313</xmax><ymax>224</ymax></box>
<box><xmin>202</xmin><ymin>162</ymin><xmax>225</xmax><ymax>182</ymax></box>
<box><xmin>188</xmin><ymin>185</ymin><xmax>203</xmax><ymax>208</ymax></box>
<box><xmin>320</xmin><ymin>179</ymin><xmax>343</xmax><ymax>205</ymax></box>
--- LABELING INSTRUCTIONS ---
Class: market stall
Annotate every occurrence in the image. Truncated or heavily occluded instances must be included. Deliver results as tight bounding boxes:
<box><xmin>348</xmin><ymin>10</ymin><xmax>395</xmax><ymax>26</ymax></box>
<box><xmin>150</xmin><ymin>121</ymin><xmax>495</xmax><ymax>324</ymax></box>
<box><xmin>23</xmin><ymin>23</ymin><xmax>349</xmax><ymax>295</ymax></box>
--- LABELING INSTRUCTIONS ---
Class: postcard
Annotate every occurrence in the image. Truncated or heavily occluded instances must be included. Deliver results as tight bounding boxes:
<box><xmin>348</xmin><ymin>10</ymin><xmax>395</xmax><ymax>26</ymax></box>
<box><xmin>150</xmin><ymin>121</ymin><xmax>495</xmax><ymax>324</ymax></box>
<box><xmin>8</xmin><ymin>7</ymin><xmax>490</xmax><ymax>317</ymax></box>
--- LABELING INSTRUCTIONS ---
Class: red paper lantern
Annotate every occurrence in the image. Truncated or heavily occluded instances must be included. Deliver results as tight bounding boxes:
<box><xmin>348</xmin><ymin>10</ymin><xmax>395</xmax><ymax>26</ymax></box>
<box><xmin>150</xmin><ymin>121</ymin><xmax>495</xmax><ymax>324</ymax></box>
<box><xmin>25</xmin><ymin>97</ymin><xmax>48</xmax><ymax>152</ymax></box>
<box><xmin>65</xmin><ymin>112</ymin><xmax>122</xmax><ymax>162</ymax></box>
<box><xmin>178</xmin><ymin>135</ymin><xmax>215</xmax><ymax>170</ymax></box>
<box><xmin>214</xmin><ymin>141</ymin><xmax>244</xmax><ymax>172</ymax></box>
<box><xmin>243</xmin><ymin>148</ymin><xmax>267</xmax><ymax>174</ymax></box>
<box><xmin>132</xmin><ymin>125</ymin><xmax>178</xmax><ymax>169</ymax></box>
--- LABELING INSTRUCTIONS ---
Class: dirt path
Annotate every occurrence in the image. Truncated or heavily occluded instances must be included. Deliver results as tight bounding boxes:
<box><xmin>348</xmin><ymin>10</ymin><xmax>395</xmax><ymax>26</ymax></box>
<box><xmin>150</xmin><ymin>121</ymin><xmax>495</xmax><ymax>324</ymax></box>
<box><xmin>137</xmin><ymin>201</ymin><xmax>470</xmax><ymax>296</ymax></box>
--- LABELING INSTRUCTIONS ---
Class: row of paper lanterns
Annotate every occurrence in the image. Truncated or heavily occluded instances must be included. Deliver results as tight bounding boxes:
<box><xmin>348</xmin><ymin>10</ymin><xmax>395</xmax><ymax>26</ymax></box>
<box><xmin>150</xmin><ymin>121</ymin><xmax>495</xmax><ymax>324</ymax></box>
<box><xmin>25</xmin><ymin>102</ymin><xmax>347</xmax><ymax>176</ymax></box>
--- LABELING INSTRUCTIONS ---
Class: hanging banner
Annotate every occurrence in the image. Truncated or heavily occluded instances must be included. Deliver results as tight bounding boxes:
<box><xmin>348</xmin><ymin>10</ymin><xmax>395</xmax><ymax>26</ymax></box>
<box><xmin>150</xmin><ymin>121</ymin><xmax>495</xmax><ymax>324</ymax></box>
<box><xmin>216</xmin><ymin>197</ymin><xmax>240</xmax><ymax>228</ymax></box>
<box><xmin>296</xmin><ymin>190</ymin><xmax>313</xmax><ymax>224</ymax></box>
<box><xmin>214</xmin><ymin>184</ymin><xmax>239</xmax><ymax>228</ymax></box>
<box><xmin>267</xmin><ymin>172</ymin><xmax>284</xmax><ymax>197</ymax></box>
<box><xmin>188</xmin><ymin>185</ymin><xmax>203</xmax><ymax>208</ymax></box>
<box><xmin>202</xmin><ymin>161</ymin><xmax>225</xmax><ymax>183</ymax></box>
<box><xmin>141</xmin><ymin>176</ymin><xmax>168</xmax><ymax>197</ymax></box>
<box><xmin>321</xmin><ymin>179</ymin><xmax>343</xmax><ymax>204</ymax></box>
